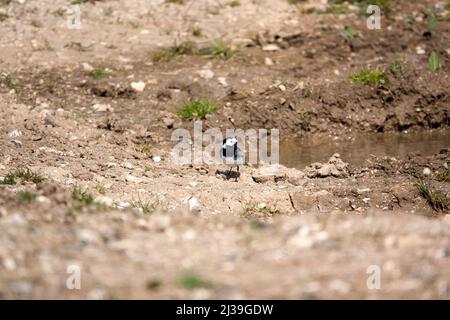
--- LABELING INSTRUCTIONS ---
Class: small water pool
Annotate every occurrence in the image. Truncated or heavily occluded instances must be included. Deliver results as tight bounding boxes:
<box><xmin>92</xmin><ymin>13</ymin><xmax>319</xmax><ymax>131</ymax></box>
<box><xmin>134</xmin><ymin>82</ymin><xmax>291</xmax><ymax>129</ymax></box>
<box><xmin>280</xmin><ymin>129</ymin><xmax>450</xmax><ymax>169</ymax></box>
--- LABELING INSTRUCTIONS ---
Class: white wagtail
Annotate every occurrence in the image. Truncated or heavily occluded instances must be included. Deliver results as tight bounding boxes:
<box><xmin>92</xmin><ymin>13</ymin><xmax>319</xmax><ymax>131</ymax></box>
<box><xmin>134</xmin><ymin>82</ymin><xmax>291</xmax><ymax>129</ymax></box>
<box><xmin>221</xmin><ymin>137</ymin><xmax>244</xmax><ymax>180</ymax></box>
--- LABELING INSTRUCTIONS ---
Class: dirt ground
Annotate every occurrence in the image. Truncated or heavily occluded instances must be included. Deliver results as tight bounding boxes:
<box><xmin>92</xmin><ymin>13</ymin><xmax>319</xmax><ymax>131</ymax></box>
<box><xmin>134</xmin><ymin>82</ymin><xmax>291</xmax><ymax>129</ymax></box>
<box><xmin>0</xmin><ymin>0</ymin><xmax>449</xmax><ymax>299</ymax></box>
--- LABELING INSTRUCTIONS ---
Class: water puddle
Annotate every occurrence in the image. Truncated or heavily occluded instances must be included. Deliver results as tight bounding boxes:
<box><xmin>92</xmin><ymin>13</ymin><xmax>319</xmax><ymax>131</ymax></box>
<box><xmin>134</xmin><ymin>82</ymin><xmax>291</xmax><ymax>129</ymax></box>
<box><xmin>280</xmin><ymin>130</ymin><xmax>450</xmax><ymax>169</ymax></box>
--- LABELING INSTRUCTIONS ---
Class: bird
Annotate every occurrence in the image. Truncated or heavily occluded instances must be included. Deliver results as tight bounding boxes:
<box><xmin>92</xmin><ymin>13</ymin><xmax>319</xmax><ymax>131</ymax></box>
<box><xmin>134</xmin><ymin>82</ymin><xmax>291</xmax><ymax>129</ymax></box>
<box><xmin>221</xmin><ymin>137</ymin><xmax>244</xmax><ymax>180</ymax></box>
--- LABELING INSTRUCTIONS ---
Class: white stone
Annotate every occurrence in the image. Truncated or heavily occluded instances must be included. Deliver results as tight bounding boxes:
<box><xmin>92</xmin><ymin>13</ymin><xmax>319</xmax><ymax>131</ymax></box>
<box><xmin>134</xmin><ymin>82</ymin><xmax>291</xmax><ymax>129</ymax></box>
<box><xmin>197</xmin><ymin>68</ymin><xmax>214</xmax><ymax>79</ymax></box>
<box><xmin>257</xmin><ymin>203</ymin><xmax>267</xmax><ymax>209</ymax></box>
<box><xmin>123</xmin><ymin>162</ymin><xmax>134</xmax><ymax>169</ymax></box>
<box><xmin>31</xmin><ymin>39</ymin><xmax>40</xmax><ymax>50</ymax></box>
<box><xmin>217</xmin><ymin>77</ymin><xmax>228</xmax><ymax>87</ymax></box>
<box><xmin>184</xmin><ymin>196</ymin><xmax>200</xmax><ymax>211</ymax></box>
<box><xmin>92</xmin><ymin>103</ymin><xmax>113</xmax><ymax>112</ymax></box>
<box><xmin>77</xmin><ymin>229</ymin><xmax>101</xmax><ymax>245</ymax></box>
<box><xmin>315</xmin><ymin>231</ymin><xmax>329</xmax><ymax>242</ymax></box>
<box><xmin>81</xmin><ymin>63</ymin><xmax>94</xmax><ymax>72</ymax></box>
<box><xmin>264</xmin><ymin>57</ymin><xmax>274</xmax><ymax>65</ymax></box>
<box><xmin>125</xmin><ymin>174</ymin><xmax>141</xmax><ymax>183</ymax></box>
<box><xmin>131</xmin><ymin>81</ymin><xmax>146</xmax><ymax>92</ymax></box>
<box><xmin>152</xmin><ymin>155</ymin><xmax>161</xmax><ymax>163</ymax></box>
<box><xmin>9</xmin><ymin>130</ymin><xmax>23</xmax><ymax>138</ymax></box>
<box><xmin>290</xmin><ymin>237</ymin><xmax>314</xmax><ymax>249</ymax></box>
<box><xmin>102</xmin><ymin>162</ymin><xmax>115</xmax><ymax>169</ymax></box>
<box><xmin>96</xmin><ymin>196</ymin><xmax>114</xmax><ymax>207</ymax></box>
<box><xmin>384</xmin><ymin>235</ymin><xmax>398</xmax><ymax>248</ymax></box>
<box><xmin>262</xmin><ymin>44</ymin><xmax>280</xmax><ymax>52</ymax></box>
<box><xmin>116</xmin><ymin>201</ymin><xmax>130</xmax><ymax>209</ymax></box>
<box><xmin>182</xmin><ymin>229</ymin><xmax>196</xmax><ymax>241</ymax></box>
<box><xmin>36</xmin><ymin>196</ymin><xmax>51</xmax><ymax>204</ymax></box>
<box><xmin>357</xmin><ymin>188</ymin><xmax>371</xmax><ymax>194</ymax></box>
<box><xmin>423</xmin><ymin>167</ymin><xmax>432</xmax><ymax>176</ymax></box>
<box><xmin>2</xmin><ymin>257</ymin><xmax>16</xmax><ymax>271</ymax></box>
<box><xmin>416</xmin><ymin>46</ymin><xmax>426</xmax><ymax>55</ymax></box>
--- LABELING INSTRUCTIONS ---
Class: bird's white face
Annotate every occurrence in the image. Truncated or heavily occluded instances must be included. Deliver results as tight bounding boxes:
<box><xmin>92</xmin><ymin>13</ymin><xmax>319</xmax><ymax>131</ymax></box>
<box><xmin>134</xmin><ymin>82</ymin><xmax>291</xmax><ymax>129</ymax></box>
<box><xmin>224</xmin><ymin>137</ymin><xmax>238</xmax><ymax>146</ymax></box>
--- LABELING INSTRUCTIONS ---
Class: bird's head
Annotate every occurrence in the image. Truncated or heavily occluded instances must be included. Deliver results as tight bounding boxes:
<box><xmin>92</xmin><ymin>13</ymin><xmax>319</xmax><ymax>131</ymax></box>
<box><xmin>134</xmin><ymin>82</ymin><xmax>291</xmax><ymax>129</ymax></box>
<box><xmin>223</xmin><ymin>137</ymin><xmax>238</xmax><ymax>147</ymax></box>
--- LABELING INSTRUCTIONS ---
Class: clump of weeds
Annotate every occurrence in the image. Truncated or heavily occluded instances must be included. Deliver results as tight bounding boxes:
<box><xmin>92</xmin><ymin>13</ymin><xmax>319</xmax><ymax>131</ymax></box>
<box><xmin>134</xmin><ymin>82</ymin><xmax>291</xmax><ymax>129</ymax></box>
<box><xmin>0</xmin><ymin>169</ymin><xmax>44</xmax><ymax>185</ymax></box>
<box><xmin>415</xmin><ymin>178</ymin><xmax>449</xmax><ymax>212</ymax></box>
<box><xmin>349</xmin><ymin>67</ymin><xmax>388</xmax><ymax>85</ymax></box>
<box><xmin>177</xmin><ymin>99</ymin><xmax>216</xmax><ymax>120</ymax></box>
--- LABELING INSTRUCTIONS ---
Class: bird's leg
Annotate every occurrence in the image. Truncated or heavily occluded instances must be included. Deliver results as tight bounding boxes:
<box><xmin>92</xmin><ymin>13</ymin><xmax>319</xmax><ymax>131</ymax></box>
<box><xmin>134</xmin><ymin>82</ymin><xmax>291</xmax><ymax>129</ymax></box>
<box><xmin>237</xmin><ymin>165</ymin><xmax>239</xmax><ymax>172</ymax></box>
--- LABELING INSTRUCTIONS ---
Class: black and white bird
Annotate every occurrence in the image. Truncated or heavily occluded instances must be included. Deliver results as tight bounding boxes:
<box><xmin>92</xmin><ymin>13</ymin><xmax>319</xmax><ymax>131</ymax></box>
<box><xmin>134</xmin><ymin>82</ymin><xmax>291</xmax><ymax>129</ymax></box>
<box><xmin>221</xmin><ymin>137</ymin><xmax>244</xmax><ymax>180</ymax></box>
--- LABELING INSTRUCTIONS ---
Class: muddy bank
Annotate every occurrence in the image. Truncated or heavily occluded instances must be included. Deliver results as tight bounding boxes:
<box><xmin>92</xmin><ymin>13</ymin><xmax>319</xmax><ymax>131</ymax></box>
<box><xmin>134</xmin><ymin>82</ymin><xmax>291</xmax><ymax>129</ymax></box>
<box><xmin>1</xmin><ymin>100</ymin><xmax>449</xmax><ymax>217</ymax></box>
<box><xmin>4</xmin><ymin>52</ymin><xmax>449</xmax><ymax>139</ymax></box>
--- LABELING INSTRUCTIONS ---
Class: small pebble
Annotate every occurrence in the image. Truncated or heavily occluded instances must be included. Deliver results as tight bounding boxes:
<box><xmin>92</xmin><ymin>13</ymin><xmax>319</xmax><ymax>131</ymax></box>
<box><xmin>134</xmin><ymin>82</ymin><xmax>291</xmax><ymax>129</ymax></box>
<box><xmin>116</xmin><ymin>201</ymin><xmax>130</xmax><ymax>209</ymax></box>
<box><xmin>92</xmin><ymin>103</ymin><xmax>113</xmax><ymax>112</ymax></box>
<box><xmin>264</xmin><ymin>57</ymin><xmax>274</xmax><ymax>65</ymax></box>
<box><xmin>9</xmin><ymin>130</ymin><xmax>23</xmax><ymax>138</ymax></box>
<box><xmin>184</xmin><ymin>196</ymin><xmax>200</xmax><ymax>212</ymax></box>
<box><xmin>2</xmin><ymin>257</ymin><xmax>17</xmax><ymax>271</ymax></box>
<box><xmin>152</xmin><ymin>155</ymin><xmax>161</xmax><ymax>163</ymax></box>
<box><xmin>217</xmin><ymin>77</ymin><xmax>228</xmax><ymax>87</ymax></box>
<box><xmin>81</xmin><ymin>62</ymin><xmax>94</xmax><ymax>72</ymax></box>
<box><xmin>416</xmin><ymin>46</ymin><xmax>425</xmax><ymax>55</ymax></box>
<box><xmin>262</xmin><ymin>44</ymin><xmax>280</xmax><ymax>52</ymax></box>
<box><xmin>131</xmin><ymin>81</ymin><xmax>146</xmax><ymax>92</ymax></box>
<box><xmin>197</xmin><ymin>68</ymin><xmax>214</xmax><ymax>79</ymax></box>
